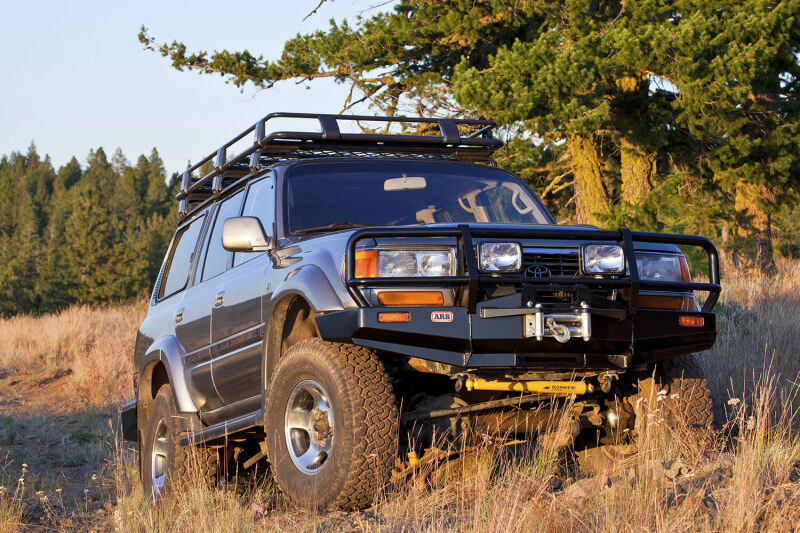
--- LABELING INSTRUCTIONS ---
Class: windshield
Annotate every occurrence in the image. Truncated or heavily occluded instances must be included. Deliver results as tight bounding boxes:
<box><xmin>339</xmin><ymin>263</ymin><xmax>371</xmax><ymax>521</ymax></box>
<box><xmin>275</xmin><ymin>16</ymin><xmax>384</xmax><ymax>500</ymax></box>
<box><xmin>285</xmin><ymin>161</ymin><xmax>551</xmax><ymax>234</ymax></box>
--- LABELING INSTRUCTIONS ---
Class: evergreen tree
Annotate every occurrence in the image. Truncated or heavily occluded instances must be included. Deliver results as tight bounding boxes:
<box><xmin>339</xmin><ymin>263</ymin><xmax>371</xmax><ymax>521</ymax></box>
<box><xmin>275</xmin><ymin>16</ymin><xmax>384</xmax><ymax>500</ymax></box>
<box><xmin>138</xmin><ymin>0</ymin><xmax>800</xmax><ymax>273</ymax></box>
<box><xmin>0</xmin><ymin>145</ymin><xmax>175</xmax><ymax>315</ymax></box>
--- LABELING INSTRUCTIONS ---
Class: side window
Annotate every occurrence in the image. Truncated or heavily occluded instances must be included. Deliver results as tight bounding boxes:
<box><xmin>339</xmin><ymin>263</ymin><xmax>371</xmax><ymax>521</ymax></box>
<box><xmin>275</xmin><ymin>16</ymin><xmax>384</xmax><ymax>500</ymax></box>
<box><xmin>234</xmin><ymin>176</ymin><xmax>275</xmax><ymax>267</ymax></box>
<box><xmin>201</xmin><ymin>191</ymin><xmax>244</xmax><ymax>282</ymax></box>
<box><xmin>159</xmin><ymin>215</ymin><xmax>205</xmax><ymax>299</ymax></box>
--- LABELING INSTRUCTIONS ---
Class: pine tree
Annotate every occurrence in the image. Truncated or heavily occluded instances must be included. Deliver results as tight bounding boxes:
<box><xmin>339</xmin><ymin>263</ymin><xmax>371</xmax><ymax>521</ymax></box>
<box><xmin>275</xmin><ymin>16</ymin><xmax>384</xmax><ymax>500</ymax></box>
<box><xmin>0</xmin><ymin>145</ymin><xmax>176</xmax><ymax>314</ymax></box>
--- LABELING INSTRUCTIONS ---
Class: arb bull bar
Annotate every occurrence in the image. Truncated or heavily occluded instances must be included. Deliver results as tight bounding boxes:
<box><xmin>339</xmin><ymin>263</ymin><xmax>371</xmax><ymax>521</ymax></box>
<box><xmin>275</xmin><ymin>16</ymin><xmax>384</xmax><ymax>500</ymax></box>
<box><xmin>343</xmin><ymin>225</ymin><xmax>721</xmax><ymax>314</ymax></box>
<box><xmin>316</xmin><ymin>225</ymin><xmax>721</xmax><ymax>369</ymax></box>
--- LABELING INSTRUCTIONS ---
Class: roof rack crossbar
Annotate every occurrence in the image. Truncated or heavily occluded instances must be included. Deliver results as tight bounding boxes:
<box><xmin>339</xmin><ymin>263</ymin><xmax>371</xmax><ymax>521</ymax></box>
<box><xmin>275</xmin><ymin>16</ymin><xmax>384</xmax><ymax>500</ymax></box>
<box><xmin>176</xmin><ymin>112</ymin><xmax>502</xmax><ymax>219</ymax></box>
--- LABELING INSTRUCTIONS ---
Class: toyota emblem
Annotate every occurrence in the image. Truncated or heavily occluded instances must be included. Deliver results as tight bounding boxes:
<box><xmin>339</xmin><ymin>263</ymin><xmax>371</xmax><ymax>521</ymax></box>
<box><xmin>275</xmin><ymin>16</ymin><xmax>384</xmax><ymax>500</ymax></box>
<box><xmin>526</xmin><ymin>264</ymin><xmax>551</xmax><ymax>278</ymax></box>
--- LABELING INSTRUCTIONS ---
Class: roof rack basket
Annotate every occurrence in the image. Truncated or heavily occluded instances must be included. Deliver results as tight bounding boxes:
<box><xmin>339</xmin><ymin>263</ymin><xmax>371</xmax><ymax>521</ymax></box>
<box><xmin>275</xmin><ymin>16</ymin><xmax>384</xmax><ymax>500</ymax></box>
<box><xmin>176</xmin><ymin>112</ymin><xmax>503</xmax><ymax>219</ymax></box>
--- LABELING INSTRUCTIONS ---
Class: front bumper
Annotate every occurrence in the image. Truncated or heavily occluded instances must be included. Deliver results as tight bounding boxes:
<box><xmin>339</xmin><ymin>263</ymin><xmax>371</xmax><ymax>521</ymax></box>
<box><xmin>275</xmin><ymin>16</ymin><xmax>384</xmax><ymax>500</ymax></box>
<box><xmin>316</xmin><ymin>301</ymin><xmax>716</xmax><ymax>369</ymax></box>
<box><xmin>323</xmin><ymin>225</ymin><xmax>721</xmax><ymax>370</ymax></box>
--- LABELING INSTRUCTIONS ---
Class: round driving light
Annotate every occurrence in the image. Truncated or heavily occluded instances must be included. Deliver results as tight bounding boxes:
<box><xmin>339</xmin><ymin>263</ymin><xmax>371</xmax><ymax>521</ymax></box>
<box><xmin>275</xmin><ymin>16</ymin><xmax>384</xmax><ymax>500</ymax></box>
<box><xmin>479</xmin><ymin>242</ymin><xmax>522</xmax><ymax>272</ymax></box>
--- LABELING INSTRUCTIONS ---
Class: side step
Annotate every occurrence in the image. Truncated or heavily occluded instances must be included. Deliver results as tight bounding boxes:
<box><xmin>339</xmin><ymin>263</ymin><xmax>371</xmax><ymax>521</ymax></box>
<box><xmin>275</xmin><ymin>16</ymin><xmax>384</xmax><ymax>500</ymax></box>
<box><xmin>179</xmin><ymin>410</ymin><xmax>262</xmax><ymax>447</ymax></box>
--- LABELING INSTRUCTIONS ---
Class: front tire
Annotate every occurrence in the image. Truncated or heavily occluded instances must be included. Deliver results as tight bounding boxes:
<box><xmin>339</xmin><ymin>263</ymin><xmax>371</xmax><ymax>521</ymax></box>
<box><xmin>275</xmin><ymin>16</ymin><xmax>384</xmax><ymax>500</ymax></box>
<box><xmin>141</xmin><ymin>385</ymin><xmax>218</xmax><ymax>499</ymax></box>
<box><xmin>637</xmin><ymin>354</ymin><xmax>714</xmax><ymax>428</ymax></box>
<box><xmin>576</xmin><ymin>354</ymin><xmax>713</xmax><ymax>474</ymax></box>
<box><xmin>264</xmin><ymin>339</ymin><xmax>398</xmax><ymax>510</ymax></box>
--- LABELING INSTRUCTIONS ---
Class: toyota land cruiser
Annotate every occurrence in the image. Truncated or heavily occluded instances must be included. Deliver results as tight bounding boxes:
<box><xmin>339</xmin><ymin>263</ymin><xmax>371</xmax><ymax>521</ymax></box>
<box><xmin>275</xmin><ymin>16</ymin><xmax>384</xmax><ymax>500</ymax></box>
<box><xmin>121</xmin><ymin>113</ymin><xmax>720</xmax><ymax>509</ymax></box>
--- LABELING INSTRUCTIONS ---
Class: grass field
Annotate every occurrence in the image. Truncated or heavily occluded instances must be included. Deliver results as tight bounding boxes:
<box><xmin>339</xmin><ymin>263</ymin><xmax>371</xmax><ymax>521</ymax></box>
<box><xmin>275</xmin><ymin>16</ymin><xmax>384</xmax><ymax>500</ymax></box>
<box><xmin>0</xmin><ymin>262</ymin><xmax>797</xmax><ymax>531</ymax></box>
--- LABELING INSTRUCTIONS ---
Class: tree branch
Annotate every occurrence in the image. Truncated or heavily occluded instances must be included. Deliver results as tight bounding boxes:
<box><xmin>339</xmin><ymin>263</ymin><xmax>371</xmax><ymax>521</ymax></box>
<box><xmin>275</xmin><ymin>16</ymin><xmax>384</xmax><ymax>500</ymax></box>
<box><xmin>303</xmin><ymin>0</ymin><xmax>329</xmax><ymax>21</ymax></box>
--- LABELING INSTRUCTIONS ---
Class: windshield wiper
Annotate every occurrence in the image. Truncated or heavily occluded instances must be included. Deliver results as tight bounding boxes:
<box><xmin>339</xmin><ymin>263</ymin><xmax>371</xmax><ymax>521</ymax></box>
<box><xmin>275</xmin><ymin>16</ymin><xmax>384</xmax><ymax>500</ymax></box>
<box><xmin>294</xmin><ymin>222</ymin><xmax>372</xmax><ymax>235</ymax></box>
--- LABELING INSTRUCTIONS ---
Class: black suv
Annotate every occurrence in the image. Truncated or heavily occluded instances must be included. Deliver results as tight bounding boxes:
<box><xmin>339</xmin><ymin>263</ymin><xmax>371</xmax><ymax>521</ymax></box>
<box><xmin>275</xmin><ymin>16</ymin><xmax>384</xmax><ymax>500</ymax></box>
<box><xmin>121</xmin><ymin>113</ymin><xmax>721</xmax><ymax>509</ymax></box>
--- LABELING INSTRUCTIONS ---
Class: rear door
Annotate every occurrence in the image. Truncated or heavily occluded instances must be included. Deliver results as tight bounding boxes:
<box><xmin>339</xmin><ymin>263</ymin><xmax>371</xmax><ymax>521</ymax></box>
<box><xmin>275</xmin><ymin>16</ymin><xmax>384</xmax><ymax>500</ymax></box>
<box><xmin>157</xmin><ymin>211</ymin><xmax>223</xmax><ymax>412</ymax></box>
<box><xmin>210</xmin><ymin>175</ymin><xmax>276</xmax><ymax>409</ymax></box>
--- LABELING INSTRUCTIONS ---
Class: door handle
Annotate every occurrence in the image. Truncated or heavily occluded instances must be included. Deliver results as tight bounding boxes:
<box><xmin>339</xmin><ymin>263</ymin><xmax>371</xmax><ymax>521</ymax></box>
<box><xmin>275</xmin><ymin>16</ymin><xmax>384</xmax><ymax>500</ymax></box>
<box><xmin>175</xmin><ymin>308</ymin><xmax>184</xmax><ymax>323</ymax></box>
<box><xmin>214</xmin><ymin>292</ymin><xmax>225</xmax><ymax>307</ymax></box>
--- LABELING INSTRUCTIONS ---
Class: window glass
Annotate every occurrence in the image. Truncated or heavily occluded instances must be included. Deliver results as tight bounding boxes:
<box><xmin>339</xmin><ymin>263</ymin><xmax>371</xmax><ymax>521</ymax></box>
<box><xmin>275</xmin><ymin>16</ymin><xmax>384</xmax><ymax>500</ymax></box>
<box><xmin>160</xmin><ymin>215</ymin><xmax>204</xmax><ymax>299</ymax></box>
<box><xmin>202</xmin><ymin>191</ymin><xmax>244</xmax><ymax>282</ymax></box>
<box><xmin>285</xmin><ymin>161</ymin><xmax>551</xmax><ymax>234</ymax></box>
<box><xmin>234</xmin><ymin>176</ymin><xmax>275</xmax><ymax>267</ymax></box>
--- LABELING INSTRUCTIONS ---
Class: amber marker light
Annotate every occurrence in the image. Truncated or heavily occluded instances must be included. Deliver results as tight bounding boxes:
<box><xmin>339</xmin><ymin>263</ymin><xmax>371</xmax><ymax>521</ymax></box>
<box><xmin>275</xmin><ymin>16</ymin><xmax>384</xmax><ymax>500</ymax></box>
<box><xmin>378</xmin><ymin>312</ymin><xmax>410</xmax><ymax>323</ymax></box>
<box><xmin>378</xmin><ymin>291</ymin><xmax>444</xmax><ymax>306</ymax></box>
<box><xmin>679</xmin><ymin>315</ymin><xmax>704</xmax><ymax>327</ymax></box>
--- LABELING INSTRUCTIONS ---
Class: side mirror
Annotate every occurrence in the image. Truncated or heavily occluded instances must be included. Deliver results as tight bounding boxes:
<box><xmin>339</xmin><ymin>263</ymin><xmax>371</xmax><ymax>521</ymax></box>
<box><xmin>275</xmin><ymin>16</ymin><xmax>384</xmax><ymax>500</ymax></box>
<box><xmin>222</xmin><ymin>217</ymin><xmax>271</xmax><ymax>252</ymax></box>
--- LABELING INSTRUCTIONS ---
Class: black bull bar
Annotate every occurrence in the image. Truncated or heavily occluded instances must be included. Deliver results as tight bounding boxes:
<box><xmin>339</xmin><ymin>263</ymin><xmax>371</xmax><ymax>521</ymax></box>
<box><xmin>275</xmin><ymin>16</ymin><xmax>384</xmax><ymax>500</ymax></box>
<box><xmin>343</xmin><ymin>225</ymin><xmax>721</xmax><ymax>315</ymax></box>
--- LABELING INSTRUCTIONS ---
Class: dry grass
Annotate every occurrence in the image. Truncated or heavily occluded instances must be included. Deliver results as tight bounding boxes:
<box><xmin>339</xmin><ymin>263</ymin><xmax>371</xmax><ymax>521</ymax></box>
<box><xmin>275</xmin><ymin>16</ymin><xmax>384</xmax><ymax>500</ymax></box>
<box><xmin>0</xmin><ymin>264</ymin><xmax>798</xmax><ymax>531</ymax></box>
<box><xmin>0</xmin><ymin>302</ymin><xmax>145</xmax><ymax>407</ymax></box>
<box><xmin>703</xmin><ymin>257</ymin><xmax>800</xmax><ymax>414</ymax></box>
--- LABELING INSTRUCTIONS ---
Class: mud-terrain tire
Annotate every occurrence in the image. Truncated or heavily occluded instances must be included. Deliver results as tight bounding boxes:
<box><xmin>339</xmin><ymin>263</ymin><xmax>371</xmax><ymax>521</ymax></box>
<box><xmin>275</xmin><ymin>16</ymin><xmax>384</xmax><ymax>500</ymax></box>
<box><xmin>141</xmin><ymin>385</ymin><xmax>218</xmax><ymax>499</ymax></box>
<box><xmin>638</xmin><ymin>354</ymin><xmax>714</xmax><ymax>429</ymax></box>
<box><xmin>264</xmin><ymin>339</ymin><xmax>398</xmax><ymax>510</ymax></box>
<box><xmin>576</xmin><ymin>354</ymin><xmax>713</xmax><ymax>475</ymax></box>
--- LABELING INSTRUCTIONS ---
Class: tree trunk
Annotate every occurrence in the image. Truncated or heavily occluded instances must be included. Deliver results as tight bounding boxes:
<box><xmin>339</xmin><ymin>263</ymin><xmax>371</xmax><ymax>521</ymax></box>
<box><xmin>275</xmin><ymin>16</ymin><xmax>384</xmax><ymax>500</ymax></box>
<box><xmin>752</xmin><ymin>200</ymin><xmax>775</xmax><ymax>275</ymax></box>
<box><xmin>567</xmin><ymin>134</ymin><xmax>612</xmax><ymax>226</ymax></box>
<box><xmin>734</xmin><ymin>181</ymin><xmax>776</xmax><ymax>275</ymax></box>
<box><xmin>619</xmin><ymin>136</ymin><xmax>655</xmax><ymax>205</ymax></box>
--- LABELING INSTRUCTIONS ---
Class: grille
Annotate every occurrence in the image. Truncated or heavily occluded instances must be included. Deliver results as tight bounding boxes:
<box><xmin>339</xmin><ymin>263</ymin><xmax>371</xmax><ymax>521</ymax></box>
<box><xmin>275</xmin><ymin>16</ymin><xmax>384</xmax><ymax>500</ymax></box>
<box><xmin>522</xmin><ymin>252</ymin><xmax>581</xmax><ymax>279</ymax></box>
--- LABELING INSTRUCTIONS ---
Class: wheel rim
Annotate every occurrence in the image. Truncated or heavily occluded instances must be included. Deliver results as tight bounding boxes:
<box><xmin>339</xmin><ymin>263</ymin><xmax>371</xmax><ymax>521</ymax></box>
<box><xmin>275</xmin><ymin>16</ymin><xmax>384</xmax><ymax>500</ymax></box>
<box><xmin>150</xmin><ymin>417</ymin><xmax>169</xmax><ymax>497</ymax></box>
<box><xmin>284</xmin><ymin>380</ymin><xmax>334</xmax><ymax>474</ymax></box>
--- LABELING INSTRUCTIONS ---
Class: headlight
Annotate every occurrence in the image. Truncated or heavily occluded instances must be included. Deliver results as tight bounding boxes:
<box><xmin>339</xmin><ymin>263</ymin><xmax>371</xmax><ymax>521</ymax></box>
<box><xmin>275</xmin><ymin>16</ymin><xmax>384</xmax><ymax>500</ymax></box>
<box><xmin>377</xmin><ymin>249</ymin><xmax>455</xmax><ymax>277</ymax></box>
<box><xmin>582</xmin><ymin>244</ymin><xmax>625</xmax><ymax>274</ymax></box>
<box><xmin>479</xmin><ymin>242</ymin><xmax>522</xmax><ymax>272</ymax></box>
<box><xmin>635</xmin><ymin>253</ymin><xmax>690</xmax><ymax>282</ymax></box>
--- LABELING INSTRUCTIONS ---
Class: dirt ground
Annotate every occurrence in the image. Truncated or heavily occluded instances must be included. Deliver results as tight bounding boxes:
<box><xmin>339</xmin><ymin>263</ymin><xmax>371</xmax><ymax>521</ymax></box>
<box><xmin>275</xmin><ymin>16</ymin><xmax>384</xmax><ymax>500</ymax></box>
<box><xmin>0</xmin><ymin>369</ymin><xmax>124</xmax><ymax>530</ymax></box>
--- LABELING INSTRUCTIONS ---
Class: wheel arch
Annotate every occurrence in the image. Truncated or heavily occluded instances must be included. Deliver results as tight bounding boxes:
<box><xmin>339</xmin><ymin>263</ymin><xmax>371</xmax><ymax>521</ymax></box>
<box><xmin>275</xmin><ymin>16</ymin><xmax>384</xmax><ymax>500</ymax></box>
<box><xmin>263</xmin><ymin>294</ymin><xmax>320</xmax><ymax>393</ymax></box>
<box><xmin>136</xmin><ymin>336</ymin><xmax>198</xmax><ymax>426</ymax></box>
<box><xmin>262</xmin><ymin>265</ymin><xmax>348</xmax><ymax>388</ymax></box>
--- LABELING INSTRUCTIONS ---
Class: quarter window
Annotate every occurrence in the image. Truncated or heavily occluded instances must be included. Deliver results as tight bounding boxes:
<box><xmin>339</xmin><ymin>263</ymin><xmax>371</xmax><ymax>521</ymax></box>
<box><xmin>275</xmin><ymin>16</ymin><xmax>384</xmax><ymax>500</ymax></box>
<box><xmin>202</xmin><ymin>191</ymin><xmax>244</xmax><ymax>282</ymax></box>
<box><xmin>159</xmin><ymin>215</ymin><xmax>205</xmax><ymax>299</ymax></box>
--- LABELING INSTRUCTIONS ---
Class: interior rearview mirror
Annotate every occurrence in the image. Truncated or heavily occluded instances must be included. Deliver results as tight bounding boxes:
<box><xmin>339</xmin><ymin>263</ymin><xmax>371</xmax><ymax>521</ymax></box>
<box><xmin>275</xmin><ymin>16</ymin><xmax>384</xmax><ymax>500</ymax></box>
<box><xmin>384</xmin><ymin>175</ymin><xmax>427</xmax><ymax>191</ymax></box>
<box><xmin>222</xmin><ymin>217</ymin><xmax>271</xmax><ymax>252</ymax></box>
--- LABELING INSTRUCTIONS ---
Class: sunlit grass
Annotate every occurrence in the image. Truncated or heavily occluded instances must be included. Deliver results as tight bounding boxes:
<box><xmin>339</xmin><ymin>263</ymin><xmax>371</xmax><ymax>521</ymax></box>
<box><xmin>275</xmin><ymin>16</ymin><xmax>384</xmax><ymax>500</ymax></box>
<box><xmin>0</xmin><ymin>264</ymin><xmax>798</xmax><ymax>531</ymax></box>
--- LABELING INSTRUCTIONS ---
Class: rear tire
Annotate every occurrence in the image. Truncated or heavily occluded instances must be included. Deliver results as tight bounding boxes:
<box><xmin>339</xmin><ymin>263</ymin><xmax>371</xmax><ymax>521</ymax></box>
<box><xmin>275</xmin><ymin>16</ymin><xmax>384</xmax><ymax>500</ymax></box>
<box><xmin>141</xmin><ymin>385</ymin><xmax>218</xmax><ymax>499</ymax></box>
<box><xmin>264</xmin><ymin>339</ymin><xmax>398</xmax><ymax>510</ymax></box>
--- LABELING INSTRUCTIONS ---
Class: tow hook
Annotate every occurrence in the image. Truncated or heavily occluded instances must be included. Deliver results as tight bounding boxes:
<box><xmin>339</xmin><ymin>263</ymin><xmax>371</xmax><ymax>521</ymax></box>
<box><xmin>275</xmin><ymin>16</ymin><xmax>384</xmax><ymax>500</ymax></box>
<box><xmin>546</xmin><ymin>318</ymin><xmax>571</xmax><ymax>343</ymax></box>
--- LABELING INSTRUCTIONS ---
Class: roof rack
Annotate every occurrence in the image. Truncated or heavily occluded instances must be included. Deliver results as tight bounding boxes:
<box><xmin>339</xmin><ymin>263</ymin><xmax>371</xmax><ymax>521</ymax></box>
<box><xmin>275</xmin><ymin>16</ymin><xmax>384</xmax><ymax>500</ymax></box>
<box><xmin>176</xmin><ymin>112</ymin><xmax>503</xmax><ymax>219</ymax></box>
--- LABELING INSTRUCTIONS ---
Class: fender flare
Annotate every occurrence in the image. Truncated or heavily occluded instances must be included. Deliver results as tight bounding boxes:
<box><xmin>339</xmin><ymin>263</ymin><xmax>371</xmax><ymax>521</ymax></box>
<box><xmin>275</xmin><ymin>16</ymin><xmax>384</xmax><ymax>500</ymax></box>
<box><xmin>267</xmin><ymin>264</ymin><xmax>346</xmax><ymax>316</ymax></box>
<box><xmin>140</xmin><ymin>335</ymin><xmax>197</xmax><ymax>413</ymax></box>
<box><xmin>261</xmin><ymin>265</ymin><xmax>347</xmax><ymax>401</ymax></box>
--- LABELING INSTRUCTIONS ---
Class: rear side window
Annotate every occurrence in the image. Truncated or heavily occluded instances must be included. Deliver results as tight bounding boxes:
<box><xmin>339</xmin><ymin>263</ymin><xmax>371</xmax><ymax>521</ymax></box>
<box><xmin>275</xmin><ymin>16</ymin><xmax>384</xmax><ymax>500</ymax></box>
<box><xmin>159</xmin><ymin>215</ymin><xmax>205</xmax><ymax>299</ymax></box>
<box><xmin>234</xmin><ymin>176</ymin><xmax>275</xmax><ymax>267</ymax></box>
<box><xmin>202</xmin><ymin>191</ymin><xmax>244</xmax><ymax>282</ymax></box>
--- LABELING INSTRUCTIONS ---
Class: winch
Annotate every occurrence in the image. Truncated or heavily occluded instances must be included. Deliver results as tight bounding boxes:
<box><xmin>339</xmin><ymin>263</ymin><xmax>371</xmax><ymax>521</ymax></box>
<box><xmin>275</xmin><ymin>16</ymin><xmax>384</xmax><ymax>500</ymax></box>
<box><xmin>524</xmin><ymin>301</ymin><xmax>591</xmax><ymax>343</ymax></box>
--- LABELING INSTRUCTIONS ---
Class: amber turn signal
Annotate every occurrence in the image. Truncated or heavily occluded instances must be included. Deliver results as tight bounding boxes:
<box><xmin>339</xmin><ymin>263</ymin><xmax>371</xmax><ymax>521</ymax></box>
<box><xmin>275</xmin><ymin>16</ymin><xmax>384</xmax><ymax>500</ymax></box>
<box><xmin>679</xmin><ymin>315</ymin><xmax>704</xmax><ymax>327</ymax></box>
<box><xmin>378</xmin><ymin>312</ymin><xmax>410</xmax><ymax>323</ymax></box>
<box><xmin>354</xmin><ymin>249</ymin><xmax>378</xmax><ymax>278</ymax></box>
<box><xmin>377</xmin><ymin>291</ymin><xmax>444</xmax><ymax>306</ymax></box>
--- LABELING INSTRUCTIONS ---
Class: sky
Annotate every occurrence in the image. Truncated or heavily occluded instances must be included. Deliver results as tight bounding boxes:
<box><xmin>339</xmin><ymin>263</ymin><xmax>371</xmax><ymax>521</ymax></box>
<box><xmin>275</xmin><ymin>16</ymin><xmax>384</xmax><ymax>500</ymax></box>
<box><xmin>0</xmin><ymin>0</ymin><xmax>383</xmax><ymax>175</ymax></box>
